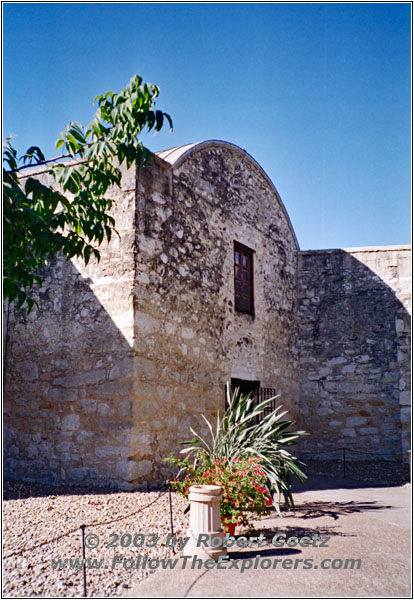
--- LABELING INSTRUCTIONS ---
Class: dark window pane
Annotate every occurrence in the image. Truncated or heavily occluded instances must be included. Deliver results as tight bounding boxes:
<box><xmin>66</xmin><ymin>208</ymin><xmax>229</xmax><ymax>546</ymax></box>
<box><xmin>234</xmin><ymin>242</ymin><xmax>254</xmax><ymax>315</ymax></box>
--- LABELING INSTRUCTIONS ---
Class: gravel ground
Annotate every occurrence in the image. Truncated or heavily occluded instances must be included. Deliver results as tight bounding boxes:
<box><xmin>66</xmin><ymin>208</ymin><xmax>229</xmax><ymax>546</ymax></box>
<box><xmin>3</xmin><ymin>481</ymin><xmax>190</xmax><ymax>598</ymax></box>
<box><xmin>3</xmin><ymin>460</ymin><xmax>410</xmax><ymax>598</ymax></box>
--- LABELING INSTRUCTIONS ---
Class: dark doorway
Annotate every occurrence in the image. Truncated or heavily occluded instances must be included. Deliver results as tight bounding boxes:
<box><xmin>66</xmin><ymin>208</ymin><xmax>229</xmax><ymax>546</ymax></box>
<box><xmin>230</xmin><ymin>378</ymin><xmax>260</xmax><ymax>399</ymax></box>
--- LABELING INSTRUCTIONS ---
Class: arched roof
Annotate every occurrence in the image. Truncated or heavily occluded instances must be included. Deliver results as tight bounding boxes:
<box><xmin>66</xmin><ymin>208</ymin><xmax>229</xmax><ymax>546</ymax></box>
<box><xmin>155</xmin><ymin>140</ymin><xmax>299</xmax><ymax>249</ymax></box>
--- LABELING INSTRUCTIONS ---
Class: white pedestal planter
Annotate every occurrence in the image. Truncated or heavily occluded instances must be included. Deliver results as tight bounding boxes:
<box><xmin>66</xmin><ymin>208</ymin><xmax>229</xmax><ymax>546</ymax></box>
<box><xmin>184</xmin><ymin>484</ymin><xmax>227</xmax><ymax>561</ymax></box>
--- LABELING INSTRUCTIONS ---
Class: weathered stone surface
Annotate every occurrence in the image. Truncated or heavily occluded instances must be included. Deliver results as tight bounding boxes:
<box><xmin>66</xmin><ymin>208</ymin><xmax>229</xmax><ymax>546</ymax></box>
<box><xmin>61</xmin><ymin>414</ymin><xmax>80</xmax><ymax>431</ymax></box>
<box><xmin>3</xmin><ymin>143</ymin><xmax>411</xmax><ymax>487</ymax></box>
<box><xmin>298</xmin><ymin>246</ymin><xmax>411</xmax><ymax>459</ymax></box>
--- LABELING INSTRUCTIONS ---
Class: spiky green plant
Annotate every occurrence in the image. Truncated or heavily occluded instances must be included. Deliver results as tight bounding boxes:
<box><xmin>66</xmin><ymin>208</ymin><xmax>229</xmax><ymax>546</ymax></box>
<box><xmin>179</xmin><ymin>383</ymin><xmax>308</xmax><ymax>514</ymax></box>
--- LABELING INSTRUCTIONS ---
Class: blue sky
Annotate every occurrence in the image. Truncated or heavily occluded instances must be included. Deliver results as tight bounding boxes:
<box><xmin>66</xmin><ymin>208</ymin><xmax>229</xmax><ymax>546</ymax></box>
<box><xmin>3</xmin><ymin>3</ymin><xmax>411</xmax><ymax>250</ymax></box>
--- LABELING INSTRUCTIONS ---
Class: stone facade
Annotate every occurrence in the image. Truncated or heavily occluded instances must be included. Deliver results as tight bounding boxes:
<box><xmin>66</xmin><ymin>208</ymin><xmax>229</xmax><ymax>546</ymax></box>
<box><xmin>4</xmin><ymin>141</ymin><xmax>300</xmax><ymax>488</ymax></box>
<box><xmin>297</xmin><ymin>246</ymin><xmax>411</xmax><ymax>459</ymax></box>
<box><xmin>3</xmin><ymin>140</ymin><xmax>411</xmax><ymax>487</ymax></box>
<box><xmin>4</xmin><ymin>164</ymin><xmax>138</xmax><ymax>486</ymax></box>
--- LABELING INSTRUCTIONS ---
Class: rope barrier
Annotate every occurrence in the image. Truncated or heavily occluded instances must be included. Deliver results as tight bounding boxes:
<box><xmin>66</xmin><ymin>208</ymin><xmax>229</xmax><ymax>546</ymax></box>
<box><xmin>299</xmin><ymin>448</ymin><xmax>410</xmax><ymax>458</ymax></box>
<box><xmin>299</xmin><ymin>447</ymin><xmax>410</xmax><ymax>481</ymax></box>
<box><xmin>3</xmin><ymin>489</ymin><xmax>169</xmax><ymax>560</ymax></box>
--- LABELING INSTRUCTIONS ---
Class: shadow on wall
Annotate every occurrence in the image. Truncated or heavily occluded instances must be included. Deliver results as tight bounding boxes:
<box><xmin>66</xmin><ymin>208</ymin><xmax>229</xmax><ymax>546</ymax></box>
<box><xmin>3</xmin><ymin>255</ymin><xmax>229</xmax><ymax>490</ymax></box>
<box><xmin>297</xmin><ymin>247</ymin><xmax>411</xmax><ymax>460</ymax></box>
<box><xmin>4</xmin><ymin>246</ymin><xmax>410</xmax><ymax>489</ymax></box>
<box><xmin>3</xmin><ymin>256</ymin><xmax>140</xmax><ymax>489</ymax></box>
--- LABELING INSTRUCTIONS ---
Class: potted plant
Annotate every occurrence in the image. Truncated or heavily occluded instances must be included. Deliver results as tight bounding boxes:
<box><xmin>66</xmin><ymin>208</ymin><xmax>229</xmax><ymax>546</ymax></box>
<box><xmin>167</xmin><ymin>384</ymin><xmax>307</xmax><ymax>531</ymax></box>
<box><xmin>168</xmin><ymin>454</ymin><xmax>273</xmax><ymax>533</ymax></box>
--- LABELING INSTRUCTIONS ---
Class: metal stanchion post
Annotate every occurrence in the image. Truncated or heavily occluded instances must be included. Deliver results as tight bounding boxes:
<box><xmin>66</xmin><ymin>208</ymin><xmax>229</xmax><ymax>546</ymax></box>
<box><xmin>80</xmin><ymin>525</ymin><xmax>87</xmax><ymax>597</ymax></box>
<box><xmin>343</xmin><ymin>448</ymin><xmax>346</xmax><ymax>479</ymax></box>
<box><xmin>168</xmin><ymin>487</ymin><xmax>176</xmax><ymax>554</ymax></box>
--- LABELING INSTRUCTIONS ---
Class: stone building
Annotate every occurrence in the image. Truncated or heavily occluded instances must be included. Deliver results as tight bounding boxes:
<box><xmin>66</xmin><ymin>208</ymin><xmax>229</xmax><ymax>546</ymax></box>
<box><xmin>3</xmin><ymin>140</ymin><xmax>411</xmax><ymax>488</ymax></box>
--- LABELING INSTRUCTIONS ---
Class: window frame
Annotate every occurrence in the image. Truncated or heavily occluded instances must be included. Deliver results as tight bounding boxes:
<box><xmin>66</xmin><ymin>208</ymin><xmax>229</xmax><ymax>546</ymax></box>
<box><xmin>233</xmin><ymin>241</ymin><xmax>255</xmax><ymax>316</ymax></box>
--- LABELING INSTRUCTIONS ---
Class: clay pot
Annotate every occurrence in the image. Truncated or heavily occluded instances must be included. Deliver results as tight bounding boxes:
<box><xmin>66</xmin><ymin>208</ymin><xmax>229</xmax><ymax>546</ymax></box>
<box><xmin>221</xmin><ymin>515</ymin><xmax>242</xmax><ymax>537</ymax></box>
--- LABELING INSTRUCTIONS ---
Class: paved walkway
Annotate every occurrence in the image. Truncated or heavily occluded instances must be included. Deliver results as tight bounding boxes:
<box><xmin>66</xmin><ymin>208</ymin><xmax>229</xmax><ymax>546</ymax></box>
<box><xmin>128</xmin><ymin>475</ymin><xmax>411</xmax><ymax>598</ymax></box>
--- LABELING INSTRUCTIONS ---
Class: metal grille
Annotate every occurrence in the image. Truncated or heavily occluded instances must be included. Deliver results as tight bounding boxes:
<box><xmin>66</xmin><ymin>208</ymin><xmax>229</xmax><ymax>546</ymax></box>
<box><xmin>226</xmin><ymin>384</ymin><xmax>279</xmax><ymax>421</ymax></box>
<box><xmin>252</xmin><ymin>387</ymin><xmax>278</xmax><ymax>417</ymax></box>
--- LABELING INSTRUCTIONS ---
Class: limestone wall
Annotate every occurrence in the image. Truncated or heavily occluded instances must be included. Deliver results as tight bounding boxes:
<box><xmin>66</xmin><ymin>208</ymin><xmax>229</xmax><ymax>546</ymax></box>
<box><xmin>4</xmin><ymin>142</ymin><xmax>300</xmax><ymax>488</ymax></box>
<box><xmin>5</xmin><ymin>140</ymin><xmax>409</xmax><ymax>489</ymax></box>
<box><xmin>131</xmin><ymin>143</ymin><xmax>300</xmax><ymax>484</ymax></box>
<box><xmin>297</xmin><ymin>246</ymin><xmax>411</xmax><ymax>458</ymax></box>
<box><xmin>4</xmin><ymin>164</ymin><xmax>138</xmax><ymax>487</ymax></box>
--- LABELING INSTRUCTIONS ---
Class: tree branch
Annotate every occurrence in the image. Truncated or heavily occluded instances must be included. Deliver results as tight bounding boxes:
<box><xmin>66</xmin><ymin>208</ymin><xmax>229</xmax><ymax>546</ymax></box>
<box><xmin>7</xmin><ymin>153</ymin><xmax>73</xmax><ymax>174</ymax></box>
<box><xmin>6</xmin><ymin>130</ymin><xmax>109</xmax><ymax>176</ymax></box>
<box><xmin>15</xmin><ymin>159</ymin><xmax>91</xmax><ymax>180</ymax></box>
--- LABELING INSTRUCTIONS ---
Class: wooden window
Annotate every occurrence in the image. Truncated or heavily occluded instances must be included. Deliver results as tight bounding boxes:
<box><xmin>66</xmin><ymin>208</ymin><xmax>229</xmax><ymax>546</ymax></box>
<box><xmin>234</xmin><ymin>242</ymin><xmax>254</xmax><ymax>315</ymax></box>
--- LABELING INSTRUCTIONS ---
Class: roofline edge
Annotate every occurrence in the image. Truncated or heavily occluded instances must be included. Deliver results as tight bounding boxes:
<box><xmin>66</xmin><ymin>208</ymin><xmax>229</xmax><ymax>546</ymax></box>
<box><xmin>155</xmin><ymin>140</ymin><xmax>300</xmax><ymax>251</ymax></box>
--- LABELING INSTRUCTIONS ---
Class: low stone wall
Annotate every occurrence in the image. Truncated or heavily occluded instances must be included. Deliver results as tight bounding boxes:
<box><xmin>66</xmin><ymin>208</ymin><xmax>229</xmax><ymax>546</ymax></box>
<box><xmin>297</xmin><ymin>246</ymin><xmax>411</xmax><ymax>459</ymax></box>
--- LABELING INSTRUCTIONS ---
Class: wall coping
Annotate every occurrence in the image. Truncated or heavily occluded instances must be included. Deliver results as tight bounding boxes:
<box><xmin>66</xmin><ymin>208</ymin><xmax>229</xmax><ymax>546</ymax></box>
<box><xmin>299</xmin><ymin>245</ymin><xmax>411</xmax><ymax>256</ymax></box>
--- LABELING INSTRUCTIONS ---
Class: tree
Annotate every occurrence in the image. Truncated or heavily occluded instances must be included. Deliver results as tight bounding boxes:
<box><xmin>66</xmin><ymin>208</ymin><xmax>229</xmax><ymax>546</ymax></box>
<box><xmin>3</xmin><ymin>74</ymin><xmax>172</xmax><ymax>311</ymax></box>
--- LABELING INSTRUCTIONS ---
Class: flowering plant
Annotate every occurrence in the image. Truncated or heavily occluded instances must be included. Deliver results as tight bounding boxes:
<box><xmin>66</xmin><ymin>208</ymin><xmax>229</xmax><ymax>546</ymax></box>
<box><xmin>167</xmin><ymin>452</ymin><xmax>272</xmax><ymax>527</ymax></box>
<box><xmin>170</xmin><ymin>384</ymin><xmax>307</xmax><ymax>515</ymax></box>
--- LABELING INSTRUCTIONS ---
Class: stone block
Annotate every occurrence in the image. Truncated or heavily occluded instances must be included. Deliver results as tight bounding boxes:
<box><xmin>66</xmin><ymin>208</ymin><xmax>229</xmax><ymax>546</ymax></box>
<box><xmin>95</xmin><ymin>418</ymin><xmax>132</xmax><ymax>443</ymax></box>
<box><xmin>116</xmin><ymin>400</ymin><xmax>132</xmax><ymax>418</ymax></box>
<box><xmin>95</xmin><ymin>446</ymin><xmax>119</xmax><ymax>458</ymax></box>
<box><xmin>400</xmin><ymin>407</ymin><xmax>411</xmax><ymax>423</ymax></box>
<box><xmin>325</xmin><ymin>356</ymin><xmax>347</xmax><ymax>367</ymax></box>
<box><xmin>134</xmin><ymin>357</ymin><xmax>157</xmax><ymax>380</ymax></box>
<box><xmin>346</xmin><ymin>416</ymin><xmax>366</xmax><ymax>427</ymax></box>
<box><xmin>116</xmin><ymin>459</ymin><xmax>152</xmax><ymax>482</ymax></box>
<box><xmin>134</xmin><ymin>311</ymin><xmax>160</xmax><ymax>334</ymax></box>
<box><xmin>89</xmin><ymin>381</ymin><xmax>131</xmax><ymax>397</ymax></box>
<box><xmin>400</xmin><ymin>391</ymin><xmax>411</xmax><ymax>406</ymax></box>
<box><xmin>27</xmin><ymin>444</ymin><xmax>39</xmax><ymax>458</ymax></box>
<box><xmin>49</xmin><ymin>388</ymin><xmax>78</xmax><ymax>402</ymax></box>
<box><xmin>68</xmin><ymin>467</ymin><xmax>91</xmax><ymax>481</ymax></box>
<box><xmin>40</xmin><ymin>471</ymin><xmax>59</xmax><ymax>485</ymax></box>
<box><xmin>340</xmin><ymin>428</ymin><xmax>356</xmax><ymax>437</ymax></box>
<box><xmin>56</xmin><ymin>441</ymin><xmax>72</xmax><ymax>452</ymax></box>
<box><xmin>182</xmin><ymin>327</ymin><xmax>195</xmax><ymax>339</ymax></box>
<box><xmin>109</xmin><ymin>358</ymin><xmax>134</xmax><ymax>380</ymax></box>
<box><xmin>131</xmin><ymin>432</ymin><xmax>153</xmax><ymax>447</ymax></box>
<box><xmin>98</xmin><ymin>402</ymin><xmax>115</xmax><ymax>416</ymax></box>
<box><xmin>54</xmin><ymin>370</ymin><xmax>107</xmax><ymax>388</ymax></box>
<box><xmin>77</xmin><ymin>430</ymin><xmax>94</xmax><ymax>443</ymax></box>
<box><xmin>18</xmin><ymin>361</ymin><xmax>39</xmax><ymax>382</ymax></box>
<box><xmin>61</xmin><ymin>413</ymin><xmax>80</xmax><ymax>431</ymax></box>
<box><xmin>359</xmin><ymin>427</ymin><xmax>378</xmax><ymax>435</ymax></box>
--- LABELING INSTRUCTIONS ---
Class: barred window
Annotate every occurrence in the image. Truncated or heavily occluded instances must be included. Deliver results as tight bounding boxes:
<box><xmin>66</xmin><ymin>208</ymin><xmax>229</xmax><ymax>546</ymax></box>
<box><xmin>234</xmin><ymin>242</ymin><xmax>254</xmax><ymax>315</ymax></box>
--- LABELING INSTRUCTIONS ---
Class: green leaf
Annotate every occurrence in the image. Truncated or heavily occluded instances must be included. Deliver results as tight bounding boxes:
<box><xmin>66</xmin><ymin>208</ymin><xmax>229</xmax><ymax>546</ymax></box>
<box><xmin>3</xmin><ymin>73</ymin><xmax>173</xmax><ymax>310</ymax></box>
<box><xmin>84</xmin><ymin>245</ymin><xmax>92</xmax><ymax>265</ymax></box>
